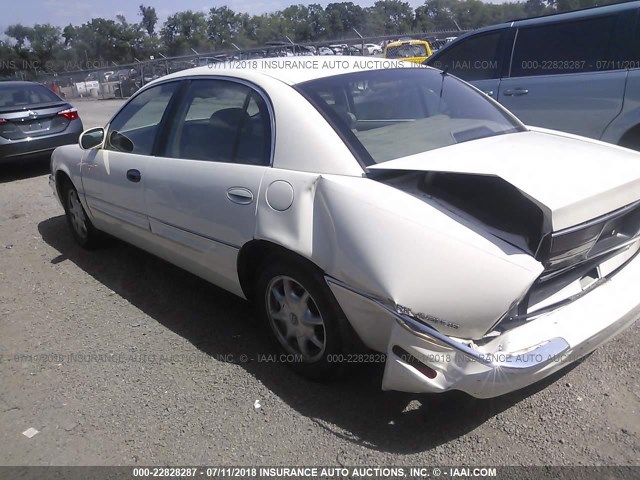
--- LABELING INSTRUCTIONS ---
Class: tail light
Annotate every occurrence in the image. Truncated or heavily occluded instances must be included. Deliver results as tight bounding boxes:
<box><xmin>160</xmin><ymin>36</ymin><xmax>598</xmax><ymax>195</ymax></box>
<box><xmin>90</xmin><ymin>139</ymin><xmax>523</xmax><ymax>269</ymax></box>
<box><xmin>392</xmin><ymin>346</ymin><xmax>437</xmax><ymax>379</ymax></box>
<box><xmin>0</xmin><ymin>118</ymin><xmax>7</xmax><ymax>125</ymax></box>
<box><xmin>58</xmin><ymin>108</ymin><xmax>79</xmax><ymax>121</ymax></box>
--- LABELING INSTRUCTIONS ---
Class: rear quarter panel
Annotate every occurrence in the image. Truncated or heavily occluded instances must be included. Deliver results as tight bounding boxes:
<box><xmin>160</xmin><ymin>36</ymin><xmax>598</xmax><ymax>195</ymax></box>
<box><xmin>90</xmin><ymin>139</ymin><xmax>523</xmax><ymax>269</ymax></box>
<box><xmin>296</xmin><ymin>174</ymin><xmax>543</xmax><ymax>340</ymax></box>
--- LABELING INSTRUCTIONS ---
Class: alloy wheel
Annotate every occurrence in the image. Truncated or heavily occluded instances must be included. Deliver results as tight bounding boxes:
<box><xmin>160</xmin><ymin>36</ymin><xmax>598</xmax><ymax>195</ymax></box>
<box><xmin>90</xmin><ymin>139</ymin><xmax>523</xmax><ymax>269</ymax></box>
<box><xmin>265</xmin><ymin>275</ymin><xmax>327</xmax><ymax>362</ymax></box>
<box><xmin>68</xmin><ymin>189</ymin><xmax>88</xmax><ymax>240</ymax></box>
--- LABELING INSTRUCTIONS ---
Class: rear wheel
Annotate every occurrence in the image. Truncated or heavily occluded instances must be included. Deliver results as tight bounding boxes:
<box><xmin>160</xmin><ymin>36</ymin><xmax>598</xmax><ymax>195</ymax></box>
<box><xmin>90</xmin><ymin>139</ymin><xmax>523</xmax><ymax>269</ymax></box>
<box><xmin>255</xmin><ymin>257</ymin><xmax>356</xmax><ymax>380</ymax></box>
<box><xmin>61</xmin><ymin>180</ymin><xmax>101</xmax><ymax>249</ymax></box>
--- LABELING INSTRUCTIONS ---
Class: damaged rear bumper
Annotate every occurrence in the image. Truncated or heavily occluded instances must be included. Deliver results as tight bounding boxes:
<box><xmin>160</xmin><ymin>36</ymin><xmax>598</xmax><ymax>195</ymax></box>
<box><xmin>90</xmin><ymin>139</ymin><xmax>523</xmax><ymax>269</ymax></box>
<box><xmin>326</xmin><ymin>249</ymin><xmax>640</xmax><ymax>399</ymax></box>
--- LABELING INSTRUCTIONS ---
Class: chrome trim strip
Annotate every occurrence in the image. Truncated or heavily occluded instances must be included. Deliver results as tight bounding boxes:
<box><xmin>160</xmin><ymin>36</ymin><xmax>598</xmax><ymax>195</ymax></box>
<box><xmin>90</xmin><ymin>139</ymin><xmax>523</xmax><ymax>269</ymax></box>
<box><xmin>84</xmin><ymin>195</ymin><xmax>149</xmax><ymax>230</ymax></box>
<box><xmin>325</xmin><ymin>276</ymin><xmax>390</xmax><ymax>305</ymax></box>
<box><xmin>390</xmin><ymin>309</ymin><xmax>570</xmax><ymax>371</ymax></box>
<box><xmin>148</xmin><ymin>216</ymin><xmax>242</xmax><ymax>251</ymax></box>
<box><xmin>325</xmin><ymin>276</ymin><xmax>570</xmax><ymax>372</ymax></box>
<box><xmin>541</xmin><ymin>238</ymin><xmax>637</xmax><ymax>282</ymax></box>
<box><xmin>552</xmin><ymin>199</ymin><xmax>640</xmax><ymax>237</ymax></box>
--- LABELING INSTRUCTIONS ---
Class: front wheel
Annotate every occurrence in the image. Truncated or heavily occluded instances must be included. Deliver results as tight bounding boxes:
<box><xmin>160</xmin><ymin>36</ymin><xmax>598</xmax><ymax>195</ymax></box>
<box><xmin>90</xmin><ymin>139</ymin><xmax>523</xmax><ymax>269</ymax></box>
<box><xmin>62</xmin><ymin>180</ymin><xmax>101</xmax><ymax>249</ymax></box>
<box><xmin>255</xmin><ymin>257</ymin><xmax>357</xmax><ymax>380</ymax></box>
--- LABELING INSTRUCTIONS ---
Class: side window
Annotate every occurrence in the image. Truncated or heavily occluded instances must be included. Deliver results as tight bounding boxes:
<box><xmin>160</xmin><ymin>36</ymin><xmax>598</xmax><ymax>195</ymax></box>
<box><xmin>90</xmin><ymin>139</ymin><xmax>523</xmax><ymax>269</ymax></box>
<box><xmin>163</xmin><ymin>80</ymin><xmax>271</xmax><ymax>166</ymax></box>
<box><xmin>430</xmin><ymin>31</ymin><xmax>505</xmax><ymax>81</ymax></box>
<box><xmin>510</xmin><ymin>15</ymin><xmax>617</xmax><ymax>77</ymax></box>
<box><xmin>107</xmin><ymin>82</ymin><xmax>178</xmax><ymax>155</ymax></box>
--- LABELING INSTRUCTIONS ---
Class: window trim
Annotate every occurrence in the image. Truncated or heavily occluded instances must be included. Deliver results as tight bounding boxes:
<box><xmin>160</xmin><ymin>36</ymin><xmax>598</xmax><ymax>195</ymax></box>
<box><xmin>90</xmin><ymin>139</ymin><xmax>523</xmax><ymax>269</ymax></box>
<box><xmin>103</xmin><ymin>79</ymin><xmax>183</xmax><ymax>155</ymax></box>
<box><xmin>151</xmin><ymin>80</ymin><xmax>190</xmax><ymax>156</ymax></box>
<box><xmin>296</xmin><ymin>68</ymin><xmax>526</xmax><ymax>168</ymax></box>
<box><xmin>154</xmin><ymin>75</ymin><xmax>276</xmax><ymax>167</ymax></box>
<box><xmin>427</xmin><ymin>28</ymin><xmax>510</xmax><ymax>81</ymax></box>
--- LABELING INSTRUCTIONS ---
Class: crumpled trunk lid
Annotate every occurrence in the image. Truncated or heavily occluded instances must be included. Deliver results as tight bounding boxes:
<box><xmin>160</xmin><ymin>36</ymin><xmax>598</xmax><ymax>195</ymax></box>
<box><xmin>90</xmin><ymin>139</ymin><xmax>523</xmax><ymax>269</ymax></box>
<box><xmin>368</xmin><ymin>129</ymin><xmax>640</xmax><ymax>231</ymax></box>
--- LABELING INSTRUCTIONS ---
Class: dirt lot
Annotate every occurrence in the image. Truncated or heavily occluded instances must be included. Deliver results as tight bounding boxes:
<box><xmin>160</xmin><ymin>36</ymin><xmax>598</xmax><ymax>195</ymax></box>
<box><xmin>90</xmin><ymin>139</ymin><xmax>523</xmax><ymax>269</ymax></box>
<box><xmin>0</xmin><ymin>99</ymin><xmax>639</xmax><ymax>467</ymax></box>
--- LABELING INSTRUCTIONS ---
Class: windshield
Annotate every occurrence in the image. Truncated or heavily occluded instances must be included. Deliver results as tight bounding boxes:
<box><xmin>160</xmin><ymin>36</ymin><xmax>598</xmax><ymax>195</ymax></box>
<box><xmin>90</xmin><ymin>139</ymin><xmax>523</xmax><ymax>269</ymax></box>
<box><xmin>386</xmin><ymin>43</ymin><xmax>428</xmax><ymax>58</ymax></box>
<box><xmin>296</xmin><ymin>68</ymin><xmax>525</xmax><ymax>165</ymax></box>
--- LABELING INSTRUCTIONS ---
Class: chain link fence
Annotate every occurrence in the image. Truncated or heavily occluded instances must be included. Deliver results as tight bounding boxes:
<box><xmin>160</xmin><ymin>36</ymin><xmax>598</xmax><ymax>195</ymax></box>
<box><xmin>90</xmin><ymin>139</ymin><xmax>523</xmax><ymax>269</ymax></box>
<box><xmin>12</xmin><ymin>30</ymin><xmax>466</xmax><ymax>100</ymax></box>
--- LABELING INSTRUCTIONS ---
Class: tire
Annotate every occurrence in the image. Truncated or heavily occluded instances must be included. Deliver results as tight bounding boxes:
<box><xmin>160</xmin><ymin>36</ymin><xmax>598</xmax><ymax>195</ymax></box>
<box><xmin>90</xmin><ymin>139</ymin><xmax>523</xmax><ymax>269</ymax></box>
<box><xmin>254</xmin><ymin>256</ymin><xmax>357</xmax><ymax>380</ymax></box>
<box><xmin>61</xmin><ymin>179</ymin><xmax>101</xmax><ymax>249</ymax></box>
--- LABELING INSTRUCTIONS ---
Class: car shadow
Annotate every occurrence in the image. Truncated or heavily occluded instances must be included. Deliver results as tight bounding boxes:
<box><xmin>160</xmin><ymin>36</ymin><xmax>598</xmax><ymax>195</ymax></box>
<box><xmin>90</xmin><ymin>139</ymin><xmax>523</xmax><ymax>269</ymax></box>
<box><xmin>0</xmin><ymin>155</ymin><xmax>51</xmax><ymax>184</ymax></box>
<box><xmin>38</xmin><ymin>215</ymin><xmax>579</xmax><ymax>454</ymax></box>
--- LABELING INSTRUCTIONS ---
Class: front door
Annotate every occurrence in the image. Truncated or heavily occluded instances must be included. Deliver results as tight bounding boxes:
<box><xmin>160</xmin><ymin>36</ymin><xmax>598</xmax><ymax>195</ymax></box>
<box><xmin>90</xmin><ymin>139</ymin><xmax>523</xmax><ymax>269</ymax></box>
<box><xmin>81</xmin><ymin>82</ymin><xmax>180</xmax><ymax>238</ymax></box>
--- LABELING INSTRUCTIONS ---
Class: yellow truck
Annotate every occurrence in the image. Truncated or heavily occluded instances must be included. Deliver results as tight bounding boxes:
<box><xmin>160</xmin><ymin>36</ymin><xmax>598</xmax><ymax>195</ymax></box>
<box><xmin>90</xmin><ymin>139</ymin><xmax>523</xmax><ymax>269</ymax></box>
<box><xmin>384</xmin><ymin>40</ymin><xmax>433</xmax><ymax>64</ymax></box>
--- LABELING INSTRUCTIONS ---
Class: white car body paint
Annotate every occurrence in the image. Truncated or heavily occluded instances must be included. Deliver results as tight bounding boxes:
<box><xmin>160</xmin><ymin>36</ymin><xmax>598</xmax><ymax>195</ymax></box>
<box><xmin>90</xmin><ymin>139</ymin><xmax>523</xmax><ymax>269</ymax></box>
<box><xmin>50</xmin><ymin>58</ymin><xmax>640</xmax><ymax>398</ymax></box>
<box><xmin>369</xmin><ymin>130</ymin><xmax>640</xmax><ymax>231</ymax></box>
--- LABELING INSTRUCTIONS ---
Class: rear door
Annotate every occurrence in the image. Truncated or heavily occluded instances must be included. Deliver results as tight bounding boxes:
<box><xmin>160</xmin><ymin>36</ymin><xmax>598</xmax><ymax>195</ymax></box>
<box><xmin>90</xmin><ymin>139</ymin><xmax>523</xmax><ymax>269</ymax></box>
<box><xmin>81</xmin><ymin>81</ymin><xmax>180</xmax><ymax>237</ymax></box>
<box><xmin>498</xmin><ymin>12</ymin><xmax>628</xmax><ymax>139</ymax></box>
<box><xmin>143</xmin><ymin>78</ymin><xmax>273</xmax><ymax>295</ymax></box>
<box><xmin>427</xmin><ymin>29</ymin><xmax>511</xmax><ymax>101</ymax></box>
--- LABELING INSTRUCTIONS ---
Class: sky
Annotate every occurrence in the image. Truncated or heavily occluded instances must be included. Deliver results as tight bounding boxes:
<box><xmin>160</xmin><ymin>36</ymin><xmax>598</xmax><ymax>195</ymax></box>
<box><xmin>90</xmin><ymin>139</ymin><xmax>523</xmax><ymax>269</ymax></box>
<box><xmin>1</xmin><ymin>0</ymin><xmax>512</xmax><ymax>33</ymax></box>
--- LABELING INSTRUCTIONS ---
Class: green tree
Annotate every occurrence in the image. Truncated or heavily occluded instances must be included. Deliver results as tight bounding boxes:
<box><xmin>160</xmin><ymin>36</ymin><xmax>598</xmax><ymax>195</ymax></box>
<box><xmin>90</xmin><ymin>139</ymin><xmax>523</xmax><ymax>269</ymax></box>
<box><xmin>307</xmin><ymin>4</ymin><xmax>329</xmax><ymax>39</ymax></box>
<box><xmin>282</xmin><ymin>4</ymin><xmax>314</xmax><ymax>41</ymax></box>
<box><xmin>324</xmin><ymin>2</ymin><xmax>365</xmax><ymax>37</ymax></box>
<box><xmin>418</xmin><ymin>0</ymin><xmax>460</xmax><ymax>31</ymax></box>
<box><xmin>370</xmin><ymin>0</ymin><xmax>414</xmax><ymax>35</ymax></box>
<box><xmin>26</xmin><ymin>24</ymin><xmax>63</xmax><ymax>68</ymax></box>
<box><xmin>139</xmin><ymin>5</ymin><xmax>158</xmax><ymax>37</ymax></box>
<box><xmin>160</xmin><ymin>10</ymin><xmax>208</xmax><ymax>56</ymax></box>
<box><xmin>208</xmin><ymin>6</ymin><xmax>242</xmax><ymax>48</ymax></box>
<box><xmin>5</xmin><ymin>24</ymin><xmax>32</xmax><ymax>49</ymax></box>
<box><xmin>547</xmin><ymin>0</ymin><xmax>618</xmax><ymax>12</ymax></box>
<box><xmin>413</xmin><ymin>5</ymin><xmax>436</xmax><ymax>32</ymax></box>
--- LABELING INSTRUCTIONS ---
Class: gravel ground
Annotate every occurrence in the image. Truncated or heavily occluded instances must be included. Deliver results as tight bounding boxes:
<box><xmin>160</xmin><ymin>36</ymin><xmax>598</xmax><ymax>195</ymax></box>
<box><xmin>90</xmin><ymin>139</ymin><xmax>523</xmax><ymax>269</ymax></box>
<box><xmin>0</xmin><ymin>99</ymin><xmax>639</xmax><ymax>467</ymax></box>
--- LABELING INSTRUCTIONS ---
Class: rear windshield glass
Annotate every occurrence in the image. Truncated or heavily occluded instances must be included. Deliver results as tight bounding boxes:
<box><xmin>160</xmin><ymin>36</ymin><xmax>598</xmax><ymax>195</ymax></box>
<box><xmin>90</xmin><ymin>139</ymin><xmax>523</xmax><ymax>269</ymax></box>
<box><xmin>386</xmin><ymin>43</ymin><xmax>428</xmax><ymax>58</ymax></box>
<box><xmin>0</xmin><ymin>83</ymin><xmax>61</xmax><ymax>109</ymax></box>
<box><xmin>296</xmin><ymin>68</ymin><xmax>524</xmax><ymax>165</ymax></box>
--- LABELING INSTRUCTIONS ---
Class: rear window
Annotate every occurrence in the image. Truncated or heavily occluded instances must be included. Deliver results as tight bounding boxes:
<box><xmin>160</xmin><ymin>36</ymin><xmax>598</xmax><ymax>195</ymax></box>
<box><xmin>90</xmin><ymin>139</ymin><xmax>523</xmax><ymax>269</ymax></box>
<box><xmin>296</xmin><ymin>68</ymin><xmax>524</xmax><ymax>165</ymax></box>
<box><xmin>386</xmin><ymin>43</ymin><xmax>428</xmax><ymax>58</ymax></box>
<box><xmin>0</xmin><ymin>83</ymin><xmax>61</xmax><ymax>109</ymax></box>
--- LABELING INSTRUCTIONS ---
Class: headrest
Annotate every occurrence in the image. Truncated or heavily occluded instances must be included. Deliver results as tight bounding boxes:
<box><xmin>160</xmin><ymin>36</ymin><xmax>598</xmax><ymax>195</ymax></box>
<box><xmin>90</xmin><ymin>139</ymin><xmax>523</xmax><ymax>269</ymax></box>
<box><xmin>209</xmin><ymin>108</ymin><xmax>249</xmax><ymax>129</ymax></box>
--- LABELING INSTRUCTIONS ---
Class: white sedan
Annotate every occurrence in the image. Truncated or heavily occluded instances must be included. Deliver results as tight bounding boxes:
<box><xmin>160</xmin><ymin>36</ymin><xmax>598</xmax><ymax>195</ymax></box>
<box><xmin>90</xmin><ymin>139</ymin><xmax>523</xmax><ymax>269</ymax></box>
<box><xmin>49</xmin><ymin>58</ymin><xmax>640</xmax><ymax>398</ymax></box>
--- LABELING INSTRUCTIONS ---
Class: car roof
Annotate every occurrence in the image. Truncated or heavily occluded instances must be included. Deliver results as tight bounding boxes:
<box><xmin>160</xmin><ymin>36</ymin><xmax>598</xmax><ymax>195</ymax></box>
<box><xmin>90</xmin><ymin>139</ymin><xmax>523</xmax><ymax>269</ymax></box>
<box><xmin>151</xmin><ymin>56</ymin><xmax>422</xmax><ymax>86</ymax></box>
<box><xmin>446</xmin><ymin>0</ymin><xmax>640</xmax><ymax>42</ymax></box>
<box><xmin>0</xmin><ymin>81</ymin><xmax>41</xmax><ymax>87</ymax></box>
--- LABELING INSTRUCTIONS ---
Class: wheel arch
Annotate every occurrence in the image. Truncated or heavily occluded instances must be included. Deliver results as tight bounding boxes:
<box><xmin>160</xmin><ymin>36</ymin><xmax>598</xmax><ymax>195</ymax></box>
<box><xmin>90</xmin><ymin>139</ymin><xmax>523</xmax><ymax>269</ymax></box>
<box><xmin>236</xmin><ymin>239</ymin><xmax>326</xmax><ymax>302</ymax></box>
<box><xmin>55</xmin><ymin>169</ymin><xmax>74</xmax><ymax>194</ymax></box>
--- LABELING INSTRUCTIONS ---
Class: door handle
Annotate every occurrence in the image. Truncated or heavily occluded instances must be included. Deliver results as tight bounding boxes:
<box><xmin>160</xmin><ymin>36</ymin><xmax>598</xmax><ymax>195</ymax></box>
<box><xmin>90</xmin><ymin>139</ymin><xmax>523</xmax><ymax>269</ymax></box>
<box><xmin>503</xmin><ymin>88</ymin><xmax>529</xmax><ymax>96</ymax></box>
<box><xmin>126</xmin><ymin>169</ymin><xmax>142</xmax><ymax>183</ymax></box>
<box><xmin>226</xmin><ymin>187</ymin><xmax>254</xmax><ymax>205</ymax></box>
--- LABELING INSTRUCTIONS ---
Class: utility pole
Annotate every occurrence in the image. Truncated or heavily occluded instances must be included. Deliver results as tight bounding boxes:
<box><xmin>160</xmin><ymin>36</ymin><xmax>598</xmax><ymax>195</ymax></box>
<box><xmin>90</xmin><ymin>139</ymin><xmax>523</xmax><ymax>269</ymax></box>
<box><xmin>353</xmin><ymin>28</ymin><xmax>364</xmax><ymax>55</ymax></box>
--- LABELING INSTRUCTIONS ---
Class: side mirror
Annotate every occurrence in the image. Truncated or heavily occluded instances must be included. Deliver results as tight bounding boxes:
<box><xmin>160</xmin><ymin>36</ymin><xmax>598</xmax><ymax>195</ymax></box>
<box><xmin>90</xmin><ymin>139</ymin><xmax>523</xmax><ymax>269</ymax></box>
<box><xmin>109</xmin><ymin>130</ymin><xmax>134</xmax><ymax>153</ymax></box>
<box><xmin>79</xmin><ymin>127</ymin><xmax>104</xmax><ymax>150</ymax></box>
